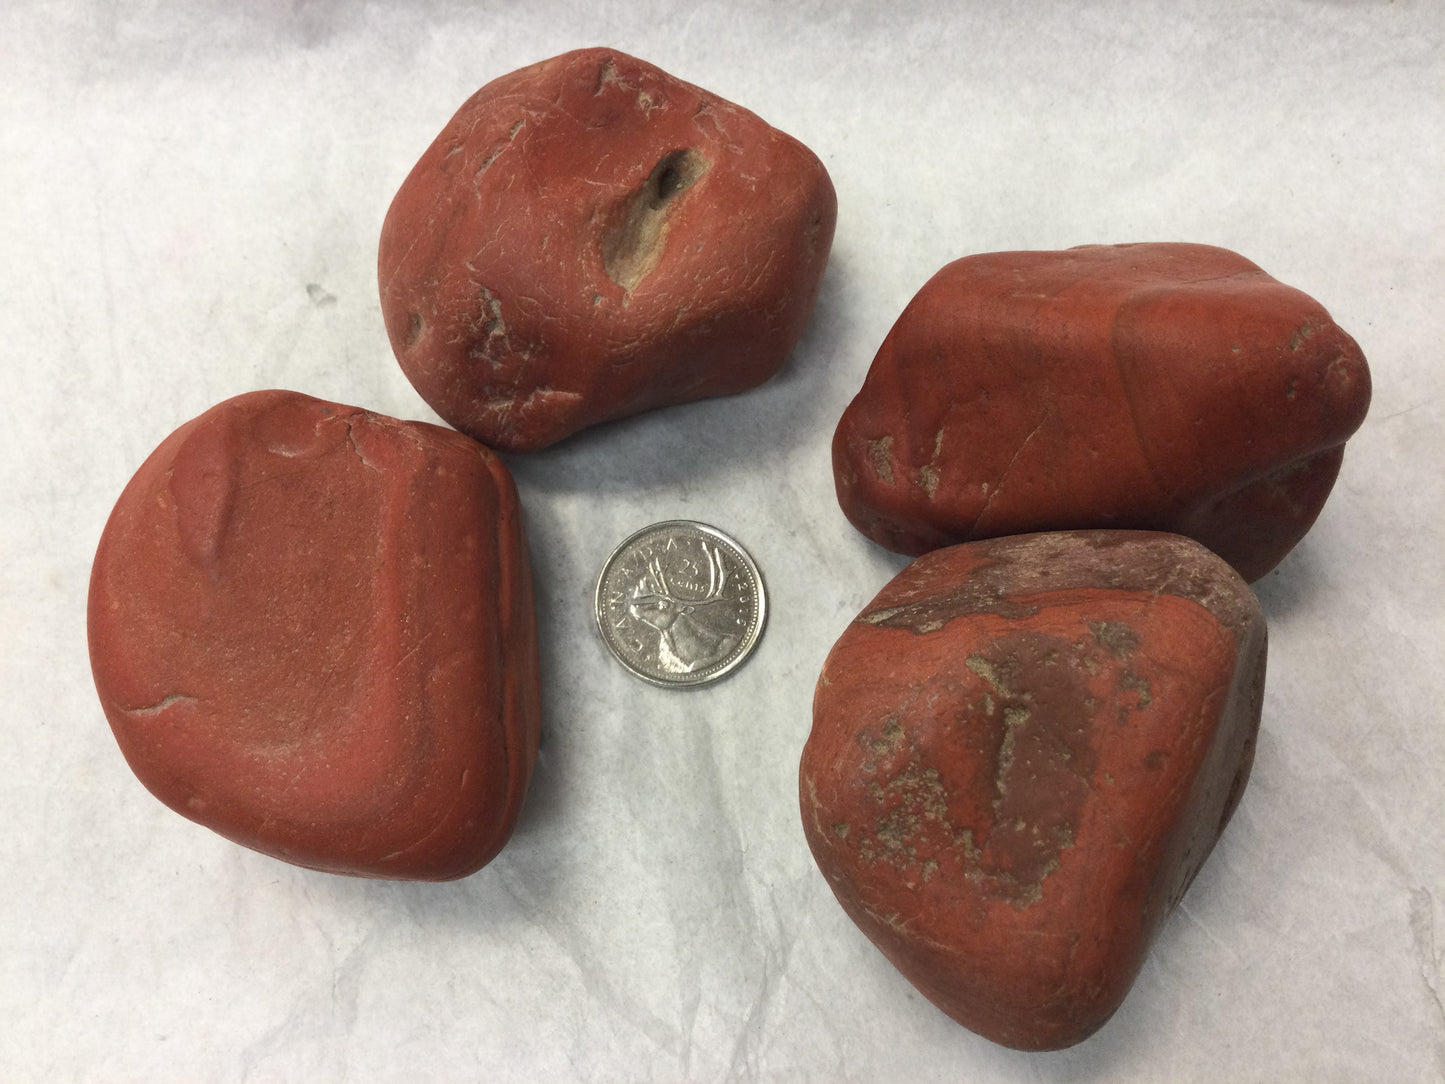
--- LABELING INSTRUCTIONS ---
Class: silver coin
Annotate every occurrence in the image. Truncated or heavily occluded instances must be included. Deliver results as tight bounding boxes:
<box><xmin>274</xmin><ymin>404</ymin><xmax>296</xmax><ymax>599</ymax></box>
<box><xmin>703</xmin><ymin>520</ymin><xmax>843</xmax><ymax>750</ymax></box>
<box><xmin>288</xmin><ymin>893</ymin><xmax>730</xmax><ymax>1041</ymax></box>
<box><xmin>594</xmin><ymin>520</ymin><xmax>767</xmax><ymax>688</ymax></box>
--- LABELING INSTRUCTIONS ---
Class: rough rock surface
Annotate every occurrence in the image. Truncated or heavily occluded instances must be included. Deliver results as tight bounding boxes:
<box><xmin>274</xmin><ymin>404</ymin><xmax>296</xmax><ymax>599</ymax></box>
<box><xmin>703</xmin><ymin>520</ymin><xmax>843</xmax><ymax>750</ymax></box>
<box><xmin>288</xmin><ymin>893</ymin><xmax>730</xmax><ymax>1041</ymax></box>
<box><xmin>87</xmin><ymin>390</ymin><xmax>541</xmax><ymax>880</ymax></box>
<box><xmin>799</xmin><ymin>531</ymin><xmax>1267</xmax><ymax>1050</ymax></box>
<box><xmin>832</xmin><ymin>243</ymin><xmax>1372</xmax><ymax>580</ymax></box>
<box><xmin>379</xmin><ymin>47</ymin><xmax>837</xmax><ymax>451</ymax></box>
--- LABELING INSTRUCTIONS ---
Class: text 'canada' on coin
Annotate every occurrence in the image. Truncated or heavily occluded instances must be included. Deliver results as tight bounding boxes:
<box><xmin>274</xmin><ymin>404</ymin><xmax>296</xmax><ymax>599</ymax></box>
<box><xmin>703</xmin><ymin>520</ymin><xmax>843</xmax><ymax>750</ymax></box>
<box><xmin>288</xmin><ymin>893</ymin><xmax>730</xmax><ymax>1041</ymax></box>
<box><xmin>594</xmin><ymin>520</ymin><xmax>767</xmax><ymax>688</ymax></box>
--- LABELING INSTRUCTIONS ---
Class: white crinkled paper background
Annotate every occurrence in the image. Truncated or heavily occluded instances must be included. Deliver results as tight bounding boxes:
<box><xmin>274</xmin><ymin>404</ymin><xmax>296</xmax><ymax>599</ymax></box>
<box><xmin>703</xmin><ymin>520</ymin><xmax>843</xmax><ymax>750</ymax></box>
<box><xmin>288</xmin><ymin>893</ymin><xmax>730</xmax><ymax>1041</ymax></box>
<box><xmin>3</xmin><ymin>1</ymin><xmax>1443</xmax><ymax>1079</ymax></box>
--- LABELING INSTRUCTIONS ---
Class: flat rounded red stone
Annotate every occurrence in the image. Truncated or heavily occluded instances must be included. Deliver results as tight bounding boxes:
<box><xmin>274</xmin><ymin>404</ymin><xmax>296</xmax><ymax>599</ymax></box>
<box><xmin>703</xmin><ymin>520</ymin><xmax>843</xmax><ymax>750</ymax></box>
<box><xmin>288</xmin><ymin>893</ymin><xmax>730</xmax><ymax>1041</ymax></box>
<box><xmin>87</xmin><ymin>390</ymin><xmax>541</xmax><ymax>880</ymax></box>
<box><xmin>832</xmin><ymin>243</ymin><xmax>1372</xmax><ymax>580</ymax></box>
<box><xmin>800</xmin><ymin>531</ymin><xmax>1266</xmax><ymax>1050</ymax></box>
<box><xmin>379</xmin><ymin>47</ymin><xmax>837</xmax><ymax>451</ymax></box>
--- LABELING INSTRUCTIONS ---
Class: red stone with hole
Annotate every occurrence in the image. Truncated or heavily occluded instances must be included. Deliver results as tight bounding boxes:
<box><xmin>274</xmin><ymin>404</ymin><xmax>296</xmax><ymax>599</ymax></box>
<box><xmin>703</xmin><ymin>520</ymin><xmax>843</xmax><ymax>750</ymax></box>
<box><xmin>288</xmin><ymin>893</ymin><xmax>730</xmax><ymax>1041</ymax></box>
<box><xmin>87</xmin><ymin>390</ymin><xmax>540</xmax><ymax>880</ymax></box>
<box><xmin>832</xmin><ymin>243</ymin><xmax>1371</xmax><ymax>580</ymax></box>
<box><xmin>378</xmin><ymin>47</ymin><xmax>837</xmax><ymax>451</ymax></box>
<box><xmin>800</xmin><ymin>530</ymin><xmax>1267</xmax><ymax>1050</ymax></box>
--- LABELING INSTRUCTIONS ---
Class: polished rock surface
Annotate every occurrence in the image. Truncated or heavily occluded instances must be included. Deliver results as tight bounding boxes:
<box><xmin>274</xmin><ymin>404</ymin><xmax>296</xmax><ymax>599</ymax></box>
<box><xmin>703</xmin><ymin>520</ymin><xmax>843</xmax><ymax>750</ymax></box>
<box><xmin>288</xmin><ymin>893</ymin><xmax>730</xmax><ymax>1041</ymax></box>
<box><xmin>833</xmin><ymin>243</ymin><xmax>1372</xmax><ymax>580</ymax></box>
<box><xmin>15</xmin><ymin>6</ymin><xmax>1445</xmax><ymax>1079</ymax></box>
<box><xmin>379</xmin><ymin>46</ymin><xmax>837</xmax><ymax>451</ymax></box>
<box><xmin>801</xmin><ymin>531</ymin><xmax>1267</xmax><ymax>1050</ymax></box>
<box><xmin>87</xmin><ymin>390</ymin><xmax>540</xmax><ymax>880</ymax></box>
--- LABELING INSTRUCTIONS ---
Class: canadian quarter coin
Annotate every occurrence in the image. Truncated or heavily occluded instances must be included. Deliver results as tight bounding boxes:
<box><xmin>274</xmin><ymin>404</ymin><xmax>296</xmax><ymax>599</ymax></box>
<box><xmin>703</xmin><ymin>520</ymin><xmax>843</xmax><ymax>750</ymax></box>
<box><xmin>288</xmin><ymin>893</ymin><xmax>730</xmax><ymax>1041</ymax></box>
<box><xmin>594</xmin><ymin>520</ymin><xmax>767</xmax><ymax>688</ymax></box>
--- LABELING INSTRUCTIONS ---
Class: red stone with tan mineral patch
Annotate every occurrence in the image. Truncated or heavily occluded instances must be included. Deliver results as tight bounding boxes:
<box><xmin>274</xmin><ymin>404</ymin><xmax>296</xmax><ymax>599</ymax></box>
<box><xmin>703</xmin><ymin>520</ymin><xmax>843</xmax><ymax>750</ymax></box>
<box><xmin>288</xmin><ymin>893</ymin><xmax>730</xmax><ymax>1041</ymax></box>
<box><xmin>87</xmin><ymin>390</ymin><xmax>540</xmax><ymax>881</ymax></box>
<box><xmin>832</xmin><ymin>243</ymin><xmax>1371</xmax><ymax>580</ymax></box>
<box><xmin>799</xmin><ymin>530</ymin><xmax>1266</xmax><ymax>1050</ymax></box>
<box><xmin>378</xmin><ymin>47</ymin><xmax>837</xmax><ymax>451</ymax></box>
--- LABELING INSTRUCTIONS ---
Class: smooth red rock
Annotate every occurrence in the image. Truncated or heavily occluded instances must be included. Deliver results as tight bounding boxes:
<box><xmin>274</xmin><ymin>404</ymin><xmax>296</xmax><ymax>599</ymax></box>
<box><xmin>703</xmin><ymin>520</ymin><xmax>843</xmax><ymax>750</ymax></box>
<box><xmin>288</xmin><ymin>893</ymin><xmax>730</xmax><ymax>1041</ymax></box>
<box><xmin>799</xmin><ymin>531</ymin><xmax>1266</xmax><ymax>1050</ymax></box>
<box><xmin>833</xmin><ymin>243</ymin><xmax>1371</xmax><ymax>580</ymax></box>
<box><xmin>379</xmin><ymin>47</ymin><xmax>837</xmax><ymax>451</ymax></box>
<box><xmin>87</xmin><ymin>390</ymin><xmax>541</xmax><ymax>880</ymax></box>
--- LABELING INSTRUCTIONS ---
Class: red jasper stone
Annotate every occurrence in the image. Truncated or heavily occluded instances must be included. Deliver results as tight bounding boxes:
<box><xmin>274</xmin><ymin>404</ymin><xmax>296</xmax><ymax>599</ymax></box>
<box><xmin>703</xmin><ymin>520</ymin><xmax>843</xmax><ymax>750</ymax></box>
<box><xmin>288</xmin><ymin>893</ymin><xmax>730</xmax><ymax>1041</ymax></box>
<box><xmin>379</xmin><ymin>47</ymin><xmax>837</xmax><ymax>451</ymax></box>
<box><xmin>832</xmin><ymin>243</ymin><xmax>1371</xmax><ymax>580</ymax></box>
<box><xmin>800</xmin><ymin>531</ymin><xmax>1267</xmax><ymax>1050</ymax></box>
<box><xmin>87</xmin><ymin>390</ymin><xmax>541</xmax><ymax>881</ymax></box>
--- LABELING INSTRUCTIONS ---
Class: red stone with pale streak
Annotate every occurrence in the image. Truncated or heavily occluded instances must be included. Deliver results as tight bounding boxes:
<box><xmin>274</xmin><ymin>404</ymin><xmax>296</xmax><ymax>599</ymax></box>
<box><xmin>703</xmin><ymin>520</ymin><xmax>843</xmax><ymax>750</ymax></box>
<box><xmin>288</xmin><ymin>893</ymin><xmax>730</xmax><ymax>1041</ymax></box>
<box><xmin>87</xmin><ymin>390</ymin><xmax>541</xmax><ymax>881</ymax></box>
<box><xmin>832</xmin><ymin>243</ymin><xmax>1371</xmax><ymax>580</ymax></box>
<box><xmin>378</xmin><ymin>47</ymin><xmax>837</xmax><ymax>451</ymax></box>
<box><xmin>800</xmin><ymin>531</ymin><xmax>1266</xmax><ymax>1050</ymax></box>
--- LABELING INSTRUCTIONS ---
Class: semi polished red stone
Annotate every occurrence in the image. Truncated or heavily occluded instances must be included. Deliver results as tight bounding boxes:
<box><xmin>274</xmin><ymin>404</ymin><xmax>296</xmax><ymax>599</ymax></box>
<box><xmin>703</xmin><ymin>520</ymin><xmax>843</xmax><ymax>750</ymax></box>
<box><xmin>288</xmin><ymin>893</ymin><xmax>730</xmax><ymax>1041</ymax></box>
<box><xmin>378</xmin><ymin>47</ymin><xmax>837</xmax><ymax>451</ymax></box>
<box><xmin>87</xmin><ymin>390</ymin><xmax>541</xmax><ymax>880</ymax></box>
<box><xmin>832</xmin><ymin>243</ymin><xmax>1371</xmax><ymax>580</ymax></box>
<box><xmin>800</xmin><ymin>531</ymin><xmax>1266</xmax><ymax>1050</ymax></box>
